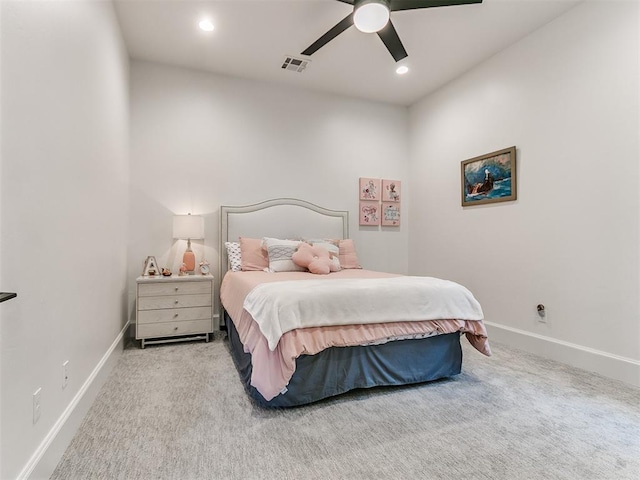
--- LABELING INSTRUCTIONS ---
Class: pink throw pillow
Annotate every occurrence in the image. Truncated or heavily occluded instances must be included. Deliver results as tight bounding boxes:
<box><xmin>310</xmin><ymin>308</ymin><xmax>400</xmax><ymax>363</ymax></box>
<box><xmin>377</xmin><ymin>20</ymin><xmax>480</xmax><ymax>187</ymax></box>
<box><xmin>239</xmin><ymin>237</ymin><xmax>269</xmax><ymax>271</ymax></box>
<box><xmin>338</xmin><ymin>239</ymin><xmax>362</xmax><ymax>269</ymax></box>
<box><xmin>292</xmin><ymin>243</ymin><xmax>338</xmax><ymax>275</ymax></box>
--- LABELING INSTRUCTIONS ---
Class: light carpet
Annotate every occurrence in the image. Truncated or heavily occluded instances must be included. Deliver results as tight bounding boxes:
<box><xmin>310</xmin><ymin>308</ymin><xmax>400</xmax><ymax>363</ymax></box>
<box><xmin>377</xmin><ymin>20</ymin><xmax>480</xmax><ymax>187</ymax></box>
<box><xmin>50</xmin><ymin>334</ymin><xmax>639</xmax><ymax>480</ymax></box>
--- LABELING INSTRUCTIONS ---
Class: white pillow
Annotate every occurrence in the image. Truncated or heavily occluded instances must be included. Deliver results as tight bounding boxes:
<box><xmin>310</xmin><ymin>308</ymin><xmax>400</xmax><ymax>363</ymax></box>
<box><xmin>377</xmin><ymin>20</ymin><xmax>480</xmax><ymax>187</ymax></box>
<box><xmin>263</xmin><ymin>237</ymin><xmax>306</xmax><ymax>273</ymax></box>
<box><xmin>224</xmin><ymin>241</ymin><xmax>242</xmax><ymax>272</ymax></box>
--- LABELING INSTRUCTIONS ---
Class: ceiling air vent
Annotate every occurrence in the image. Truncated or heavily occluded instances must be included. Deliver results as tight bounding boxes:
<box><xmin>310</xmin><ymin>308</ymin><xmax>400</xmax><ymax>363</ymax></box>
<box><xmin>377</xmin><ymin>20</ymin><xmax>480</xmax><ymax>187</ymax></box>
<box><xmin>281</xmin><ymin>55</ymin><xmax>310</xmax><ymax>73</ymax></box>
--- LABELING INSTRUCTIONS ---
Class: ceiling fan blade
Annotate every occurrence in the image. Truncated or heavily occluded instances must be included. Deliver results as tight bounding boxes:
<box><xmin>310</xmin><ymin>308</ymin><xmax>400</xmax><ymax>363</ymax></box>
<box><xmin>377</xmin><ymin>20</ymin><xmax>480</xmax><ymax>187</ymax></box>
<box><xmin>390</xmin><ymin>0</ymin><xmax>482</xmax><ymax>12</ymax></box>
<box><xmin>301</xmin><ymin>13</ymin><xmax>355</xmax><ymax>56</ymax></box>
<box><xmin>335</xmin><ymin>0</ymin><xmax>355</xmax><ymax>4</ymax></box>
<box><xmin>376</xmin><ymin>19</ymin><xmax>408</xmax><ymax>62</ymax></box>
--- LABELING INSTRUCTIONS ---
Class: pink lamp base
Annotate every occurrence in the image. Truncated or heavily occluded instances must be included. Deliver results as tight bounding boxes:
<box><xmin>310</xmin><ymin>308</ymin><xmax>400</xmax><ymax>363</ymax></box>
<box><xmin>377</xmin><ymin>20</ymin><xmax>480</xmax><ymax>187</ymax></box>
<box><xmin>183</xmin><ymin>250</ymin><xmax>196</xmax><ymax>272</ymax></box>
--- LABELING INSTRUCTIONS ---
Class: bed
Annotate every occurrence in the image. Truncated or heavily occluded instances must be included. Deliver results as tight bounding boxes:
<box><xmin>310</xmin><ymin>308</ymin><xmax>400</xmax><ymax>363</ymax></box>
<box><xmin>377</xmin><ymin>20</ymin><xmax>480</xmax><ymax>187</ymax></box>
<box><xmin>219</xmin><ymin>198</ymin><xmax>490</xmax><ymax>408</ymax></box>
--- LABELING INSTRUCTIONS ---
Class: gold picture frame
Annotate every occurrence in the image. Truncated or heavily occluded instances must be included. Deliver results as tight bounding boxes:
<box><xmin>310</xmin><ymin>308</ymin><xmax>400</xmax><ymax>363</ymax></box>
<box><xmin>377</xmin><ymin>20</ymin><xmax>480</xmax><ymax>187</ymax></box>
<box><xmin>461</xmin><ymin>146</ymin><xmax>517</xmax><ymax>207</ymax></box>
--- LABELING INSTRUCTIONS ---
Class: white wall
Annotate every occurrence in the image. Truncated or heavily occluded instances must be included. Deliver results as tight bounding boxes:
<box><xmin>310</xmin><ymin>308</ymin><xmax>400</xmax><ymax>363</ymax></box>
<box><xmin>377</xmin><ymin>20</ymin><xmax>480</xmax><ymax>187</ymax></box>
<box><xmin>129</xmin><ymin>61</ymin><xmax>410</xmax><ymax>322</ymax></box>
<box><xmin>0</xmin><ymin>2</ymin><xmax>3</xmax><ymax>477</ymax></box>
<box><xmin>409</xmin><ymin>0</ymin><xmax>639</xmax><ymax>383</ymax></box>
<box><xmin>0</xmin><ymin>1</ymin><xmax>129</xmax><ymax>478</ymax></box>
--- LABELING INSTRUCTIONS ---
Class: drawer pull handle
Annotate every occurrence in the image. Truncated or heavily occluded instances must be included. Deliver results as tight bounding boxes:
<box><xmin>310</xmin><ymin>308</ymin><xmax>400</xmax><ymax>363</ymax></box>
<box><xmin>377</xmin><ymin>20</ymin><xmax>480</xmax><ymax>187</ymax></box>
<box><xmin>174</xmin><ymin>326</ymin><xmax>178</xmax><ymax>331</ymax></box>
<box><xmin>174</xmin><ymin>300</ymin><xmax>179</xmax><ymax>304</ymax></box>
<box><xmin>174</xmin><ymin>313</ymin><xmax>179</xmax><ymax>318</ymax></box>
<box><xmin>175</xmin><ymin>287</ymin><xmax>179</xmax><ymax>291</ymax></box>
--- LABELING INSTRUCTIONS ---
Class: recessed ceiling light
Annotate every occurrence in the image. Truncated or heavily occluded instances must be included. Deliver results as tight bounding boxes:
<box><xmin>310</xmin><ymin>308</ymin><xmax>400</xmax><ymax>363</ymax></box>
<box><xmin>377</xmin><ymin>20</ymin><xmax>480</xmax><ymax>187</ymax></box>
<box><xmin>396</xmin><ymin>65</ymin><xmax>409</xmax><ymax>75</ymax></box>
<box><xmin>199</xmin><ymin>19</ymin><xmax>214</xmax><ymax>32</ymax></box>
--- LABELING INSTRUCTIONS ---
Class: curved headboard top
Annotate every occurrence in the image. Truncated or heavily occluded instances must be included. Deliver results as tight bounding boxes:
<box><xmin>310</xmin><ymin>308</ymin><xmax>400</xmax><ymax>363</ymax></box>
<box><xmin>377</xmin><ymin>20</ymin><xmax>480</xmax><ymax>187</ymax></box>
<box><xmin>219</xmin><ymin>198</ymin><xmax>349</xmax><ymax>277</ymax></box>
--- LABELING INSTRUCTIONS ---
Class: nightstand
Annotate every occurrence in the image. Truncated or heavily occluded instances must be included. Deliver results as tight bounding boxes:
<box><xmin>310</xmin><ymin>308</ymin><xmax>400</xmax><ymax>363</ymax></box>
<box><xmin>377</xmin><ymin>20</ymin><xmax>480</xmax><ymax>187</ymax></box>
<box><xmin>135</xmin><ymin>274</ymin><xmax>214</xmax><ymax>348</ymax></box>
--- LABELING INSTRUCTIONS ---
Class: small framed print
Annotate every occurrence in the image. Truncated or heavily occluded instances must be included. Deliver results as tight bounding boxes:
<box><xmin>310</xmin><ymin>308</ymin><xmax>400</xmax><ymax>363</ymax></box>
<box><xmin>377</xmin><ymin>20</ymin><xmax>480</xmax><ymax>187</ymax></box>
<box><xmin>382</xmin><ymin>180</ymin><xmax>401</xmax><ymax>202</ymax></box>
<box><xmin>359</xmin><ymin>201</ymin><xmax>380</xmax><ymax>226</ymax></box>
<box><xmin>359</xmin><ymin>177</ymin><xmax>380</xmax><ymax>201</ymax></box>
<box><xmin>382</xmin><ymin>203</ymin><xmax>400</xmax><ymax>226</ymax></box>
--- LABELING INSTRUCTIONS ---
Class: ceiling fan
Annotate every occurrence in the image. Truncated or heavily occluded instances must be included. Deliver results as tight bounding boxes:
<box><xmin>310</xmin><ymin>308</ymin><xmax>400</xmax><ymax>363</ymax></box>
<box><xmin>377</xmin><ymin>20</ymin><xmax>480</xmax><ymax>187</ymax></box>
<box><xmin>301</xmin><ymin>0</ymin><xmax>483</xmax><ymax>62</ymax></box>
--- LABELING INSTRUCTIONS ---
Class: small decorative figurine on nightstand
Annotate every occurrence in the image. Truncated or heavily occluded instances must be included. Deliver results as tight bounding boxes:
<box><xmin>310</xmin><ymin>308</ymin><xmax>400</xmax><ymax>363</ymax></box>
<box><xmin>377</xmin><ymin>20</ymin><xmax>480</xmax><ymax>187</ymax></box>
<box><xmin>142</xmin><ymin>256</ymin><xmax>160</xmax><ymax>277</ymax></box>
<box><xmin>199</xmin><ymin>259</ymin><xmax>210</xmax><ymax>275</ymax></box>
<box><xmin>161</xmin><ymin>267</ymin><xmax>172</xmax><ymax>277</ymax></box>
<box><xmin>179</xmin><ymin>262</ymin><xmax>188</xmax><ymax>276</ymax></box>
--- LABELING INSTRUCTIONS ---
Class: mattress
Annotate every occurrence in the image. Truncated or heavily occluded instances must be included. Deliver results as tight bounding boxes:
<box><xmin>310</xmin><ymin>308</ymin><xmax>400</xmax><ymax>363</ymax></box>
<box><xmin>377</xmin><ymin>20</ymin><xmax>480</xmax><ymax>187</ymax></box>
<box><xmin>220</xmin><ymin>269</ymin><xmax>490</xmax><ymax>405</ymax></box>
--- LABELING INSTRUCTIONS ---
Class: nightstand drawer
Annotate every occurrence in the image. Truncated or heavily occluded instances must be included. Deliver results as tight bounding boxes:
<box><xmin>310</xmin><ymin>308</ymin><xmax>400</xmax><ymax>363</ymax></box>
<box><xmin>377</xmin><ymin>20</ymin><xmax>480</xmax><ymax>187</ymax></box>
<box><xmin>138</xmin><ymin>281</ymin><xmax>211</xmax><ymax>297</ymax></box>
<box><xmin>137</xmin><ymin>306</ymin><xmax>212</xmax><ymax>325</ymax></box>
<box><xmin>137</xmin><ymin>319</ymin><xmax>212</xmax><ymax>338</ymax></box>
<box><xmin>138</xmin><ymin>294</ymin><xmax>211</xmax><ymax>310</ymax></box>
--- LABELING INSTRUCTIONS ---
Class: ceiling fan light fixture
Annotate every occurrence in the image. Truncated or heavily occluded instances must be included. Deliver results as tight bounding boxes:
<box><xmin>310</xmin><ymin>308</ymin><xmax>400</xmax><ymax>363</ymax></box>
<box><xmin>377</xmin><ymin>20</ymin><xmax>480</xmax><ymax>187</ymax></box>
<box><xmin>354</xmin><ymin>0</ymin><xmax>390</xmax><ymax>33</ymax></box>
<box><xmin>396</xmin><ymin>65</ymin><xmax>409</xmax><ymax>75</ymax></box>
<box><xmin>198</xmin><ymin>19</ymin><xmax>214</xmax><ymax>32</ymax></box>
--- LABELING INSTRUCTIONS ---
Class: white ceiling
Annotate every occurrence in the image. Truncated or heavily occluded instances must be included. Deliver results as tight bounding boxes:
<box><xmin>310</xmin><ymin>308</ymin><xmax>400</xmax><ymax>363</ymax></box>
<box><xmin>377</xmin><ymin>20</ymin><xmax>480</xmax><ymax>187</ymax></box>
<box><xmin>114</xmin><ymin>0</ymin><xmax>582</xmax><ymax>106</ymax></box>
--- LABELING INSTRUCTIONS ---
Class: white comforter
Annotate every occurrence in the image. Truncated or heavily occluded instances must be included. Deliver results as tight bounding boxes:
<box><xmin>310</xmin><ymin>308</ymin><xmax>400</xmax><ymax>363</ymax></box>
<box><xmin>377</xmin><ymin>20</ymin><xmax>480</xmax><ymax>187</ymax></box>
<box><xmin>243</xmin><ymin>276</ymin><xmax>484</xmax><ymax>351</ymax></box>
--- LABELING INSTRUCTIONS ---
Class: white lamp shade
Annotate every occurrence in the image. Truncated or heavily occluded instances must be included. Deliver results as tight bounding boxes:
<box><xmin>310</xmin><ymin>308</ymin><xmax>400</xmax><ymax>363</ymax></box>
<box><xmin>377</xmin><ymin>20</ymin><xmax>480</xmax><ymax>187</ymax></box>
<box><xmin>354</xmin><ymin>1</ymin><xmax>390</xmax><ymax>33</ymax></box>
<box><xmin>173</xmin><ymin>215</ymin><xmax>204</xmax><ymax>240</ymax></box>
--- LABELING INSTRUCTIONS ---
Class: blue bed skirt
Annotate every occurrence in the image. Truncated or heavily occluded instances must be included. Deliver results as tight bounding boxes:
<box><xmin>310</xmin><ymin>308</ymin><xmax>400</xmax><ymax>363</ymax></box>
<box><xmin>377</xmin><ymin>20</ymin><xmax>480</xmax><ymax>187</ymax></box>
<box><xmin>225</xmin><ymin>313</ymin><xmax>463</xmax><ymax>408</ymax></box>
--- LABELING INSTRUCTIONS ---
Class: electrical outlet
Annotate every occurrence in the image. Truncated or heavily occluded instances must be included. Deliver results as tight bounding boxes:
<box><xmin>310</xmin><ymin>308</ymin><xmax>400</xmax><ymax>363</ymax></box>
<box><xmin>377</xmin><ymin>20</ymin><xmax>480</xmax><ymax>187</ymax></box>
<box><xmin>33</xmin><ymin>388</ymin><xmax>42</xmax><ymax>424</ymax></box>
<box><xmin>536</xmin><ymin>304</ymin><xmax>547</xmax><ymax>323</ymax></box>
<box><xmin>62</xmin><ymin>360</ymin><xmax>69</xmax><ymax>389</ymax></box>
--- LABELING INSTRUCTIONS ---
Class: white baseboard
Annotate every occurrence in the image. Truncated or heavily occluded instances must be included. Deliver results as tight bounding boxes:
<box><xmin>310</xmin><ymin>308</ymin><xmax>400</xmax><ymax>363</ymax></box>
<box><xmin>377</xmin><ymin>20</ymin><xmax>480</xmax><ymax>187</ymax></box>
<box><xmin>485</xmin><ymin>321</ymin><xmax>640</xmax><ymax>387</ymax></box>
<box><xmin>19</xmin><ymin>321</ymin><xmax>131</xmax><ymax>480</ymax></box>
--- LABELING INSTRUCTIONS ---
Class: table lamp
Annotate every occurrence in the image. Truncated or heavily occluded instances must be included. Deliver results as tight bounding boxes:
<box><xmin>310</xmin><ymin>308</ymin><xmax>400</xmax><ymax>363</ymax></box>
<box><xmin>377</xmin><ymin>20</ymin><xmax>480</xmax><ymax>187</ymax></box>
<box><xmin>173</xmin><ymin>214</ymin><xmax>204</xmax><ymax>274</ymax></box>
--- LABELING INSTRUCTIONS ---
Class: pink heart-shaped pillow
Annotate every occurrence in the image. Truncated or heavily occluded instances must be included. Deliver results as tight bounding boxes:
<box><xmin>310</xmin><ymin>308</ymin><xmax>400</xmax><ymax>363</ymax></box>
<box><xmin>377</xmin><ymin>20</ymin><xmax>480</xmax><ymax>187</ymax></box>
<box><xmin>292</xmin><ymin>243</ymin><xmax>339</xmax><ymax>275</ymax></box>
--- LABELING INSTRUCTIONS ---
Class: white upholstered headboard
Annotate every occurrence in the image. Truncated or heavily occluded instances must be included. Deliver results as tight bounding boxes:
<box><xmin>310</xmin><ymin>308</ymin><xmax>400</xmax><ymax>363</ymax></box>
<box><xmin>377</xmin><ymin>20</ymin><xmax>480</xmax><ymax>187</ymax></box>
<box><xmin>219</xmin><ymin>198</ymin><xmax>349</xmax><ymax>279</ymax></box>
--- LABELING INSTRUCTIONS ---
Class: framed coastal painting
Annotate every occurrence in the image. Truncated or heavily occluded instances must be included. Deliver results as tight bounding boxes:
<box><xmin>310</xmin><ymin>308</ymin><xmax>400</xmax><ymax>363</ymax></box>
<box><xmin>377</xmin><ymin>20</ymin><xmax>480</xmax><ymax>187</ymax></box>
<box><xmin>461</xmin><ymin>146</ymin><xmax>517</xmax><ymax>207</ymax></box>
<box><xmin>359</xmin><ymin>201</ymin><xmax>380</xmax><ymax>226</ymax></box>
<box><xmin>359</xmin><ymin>178</ymin><xmax>380</xmax><ymax>201</ymax></box>
<box><xmin>382</xmin><ymin>203</ymin><xmax>400</xmax><ymax>226</ymax></box>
